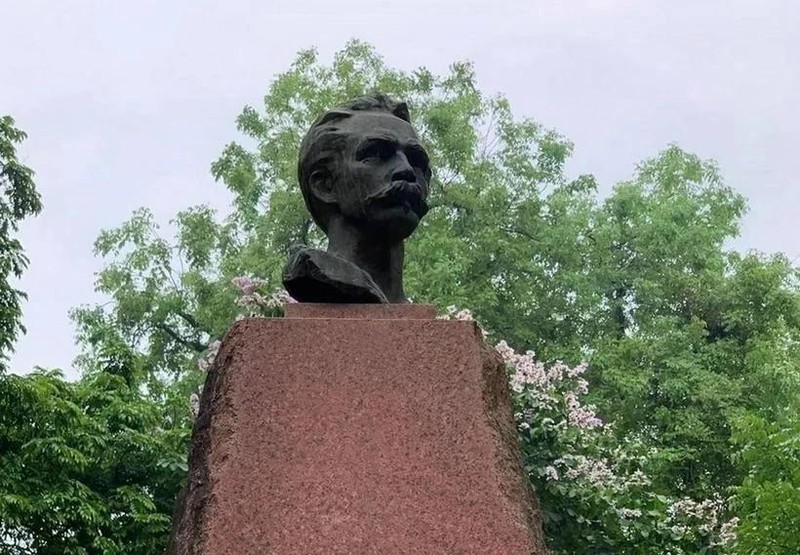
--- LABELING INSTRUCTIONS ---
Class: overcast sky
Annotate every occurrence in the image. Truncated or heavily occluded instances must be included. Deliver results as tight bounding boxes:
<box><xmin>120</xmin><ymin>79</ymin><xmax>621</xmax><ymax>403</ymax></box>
<box><xmin>3</xmin><ymin>0</ymin><xmax>798</xmax><ymax>378</ymax></box>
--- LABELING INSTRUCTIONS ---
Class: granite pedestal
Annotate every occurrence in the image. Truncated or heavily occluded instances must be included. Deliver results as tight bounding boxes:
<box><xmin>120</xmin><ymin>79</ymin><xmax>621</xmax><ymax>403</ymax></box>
<box><xmin>167</xmin><ymin>304</ymin><xmax>548</xmax><ymax>554</ymax></box>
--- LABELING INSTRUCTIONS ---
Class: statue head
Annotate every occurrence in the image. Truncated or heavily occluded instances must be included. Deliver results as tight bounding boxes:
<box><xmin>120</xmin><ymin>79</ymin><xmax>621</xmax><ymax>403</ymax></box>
<box><xmin>298</xmin><ymin>93</ymin><xmax>431</xmax><ymax>243</ymax></box>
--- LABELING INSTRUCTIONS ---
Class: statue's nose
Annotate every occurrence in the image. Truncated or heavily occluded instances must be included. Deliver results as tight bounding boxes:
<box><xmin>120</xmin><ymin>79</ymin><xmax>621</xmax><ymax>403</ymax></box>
<box><xmin>391</xmin><ymin>152</ymin><xmax>417</xmax><ymax>183</ymax></box>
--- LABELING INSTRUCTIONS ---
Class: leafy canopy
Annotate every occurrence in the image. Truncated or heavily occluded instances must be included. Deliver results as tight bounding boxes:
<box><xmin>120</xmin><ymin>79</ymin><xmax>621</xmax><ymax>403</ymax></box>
<box><xmin>0</xmin><ymin>115</ymin><xmax>43</xmax><ymax>371</ymax></box>
<box><xmin>2</xmin><ymin>40</ymin><xmax>798</xmax><ymax>554</ymax></box>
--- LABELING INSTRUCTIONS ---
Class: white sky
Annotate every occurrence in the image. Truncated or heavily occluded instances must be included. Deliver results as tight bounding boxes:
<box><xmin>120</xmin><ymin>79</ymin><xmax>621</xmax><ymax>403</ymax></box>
<box><xmin>2</xmin><ymin>0</ymin><xmax>798</xmax><ymax>378</ymax></box>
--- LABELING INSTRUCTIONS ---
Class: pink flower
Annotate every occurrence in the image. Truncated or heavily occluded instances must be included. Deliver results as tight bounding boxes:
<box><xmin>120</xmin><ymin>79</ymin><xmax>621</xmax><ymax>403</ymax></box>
<box><xmin>231</xmin><ymin>276</ymin><xmax>261</xmax><ymax>295</ymax></box>
<box><xmin>494</xmin><ymin>341</ymin><xmax>516</xmax><ymax>364</ymax></box>
<box><xmin>565</xmin><ymin>392</ymin><xmax>603</xmax><ymax>429</ymax></box>
<box><xmin>265</xmin><ymin>289</ymin><xmax>297</xmax><ymax>309</ymax></box>
<box><xmin>716</xmin><ymin>517</ymin><xmax>738</xmax><ymax>546</ymax></box>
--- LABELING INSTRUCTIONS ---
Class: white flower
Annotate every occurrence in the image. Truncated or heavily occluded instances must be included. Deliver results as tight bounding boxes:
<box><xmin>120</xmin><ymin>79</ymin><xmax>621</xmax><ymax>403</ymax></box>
<box><xmin>190</xmin><ymin>392</ymin><xmax>201</xmax><ymax>419</ymax></box>
<box><xmin>715</xmin><ymin>517</ymin><xmax>739</xmax><ymax>546</ymax></box>
<box><xmin>617</xmin><ymin>507</ymin><xmax>642</xmax><ymax>519</ymax></box>
<box><xmin>437</xmin><ymin>305</ymin><xmax>475</xmax><ymax>321</ymax></box>
<box><xmin>494</xmin><ymin>341</ymin><xmax>516</xmax><ymax>364</ymax></box>
<box><xmin>454</xmin><ymin>309</ymin><xmax>474</xmax><ymax>321</ymax></box>
<box><xmin>544</xmin><ymin>466</ymin><xmax>559</xmax><ymax>481</ymax></box>
<box><xmin>198</xmin><ymin>340</ymin><xmax>222</xmax><ymax>372</ymax></box>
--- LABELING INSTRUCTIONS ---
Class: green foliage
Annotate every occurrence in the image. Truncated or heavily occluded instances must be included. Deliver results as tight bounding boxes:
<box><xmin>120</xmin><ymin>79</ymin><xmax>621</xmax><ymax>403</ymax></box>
<box><xmin>2</xmin><ymin>41</ymin><xmax>796</xmax><ymax>553</ymax></box>
<box><xmin>0</xmin><ymin>116</ymin><xmax>42</xmax><ymax>371</ymax></box>
<box><xmin>0</xmin><ymin>362</ymin><xmax>190</xmax><ymax>554</ymax></box>
<box><xmin>730</xmin><ymin>380</ymin><xmax>800</xmax><ymax>554</ymax></box>
<box><xmin>74</xmin><ymin>39</ymin><xmax>591</xmax><ymax>391</ymax></box>
<box><xmin>497</xmin><ymin>337</ymin><xmax>736</xmax><ymax>555</ymax></box>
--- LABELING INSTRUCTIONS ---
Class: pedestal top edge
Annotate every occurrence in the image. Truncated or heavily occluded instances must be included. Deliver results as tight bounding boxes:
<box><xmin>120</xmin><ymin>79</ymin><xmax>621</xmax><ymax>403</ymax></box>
<box><xmin>283</xmin><ymin>303</ymin><xmax>437</xmax><ymax>320</ymax></box>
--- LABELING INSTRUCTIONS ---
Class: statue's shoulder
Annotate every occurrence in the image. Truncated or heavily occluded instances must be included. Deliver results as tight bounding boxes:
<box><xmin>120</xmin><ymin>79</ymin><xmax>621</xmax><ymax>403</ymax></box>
<box><xmin>283</xmin><ymin>247</ymin><xmax>389</xmax><ymax>304</ymax></box>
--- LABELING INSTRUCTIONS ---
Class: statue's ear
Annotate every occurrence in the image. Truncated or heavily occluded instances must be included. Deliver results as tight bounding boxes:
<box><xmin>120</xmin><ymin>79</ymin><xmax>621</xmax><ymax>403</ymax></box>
<box><xmin>308</xmin><ymin>169</ymin><xmax>337</xmax><ymax>204</ymax></box>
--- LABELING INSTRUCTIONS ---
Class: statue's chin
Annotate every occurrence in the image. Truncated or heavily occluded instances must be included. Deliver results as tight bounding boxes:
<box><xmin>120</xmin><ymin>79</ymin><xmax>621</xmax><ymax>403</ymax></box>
<box><xmin>361</xmin><ymin>205</ymin><xmax>421</xmax><ymax>241</ymax></box>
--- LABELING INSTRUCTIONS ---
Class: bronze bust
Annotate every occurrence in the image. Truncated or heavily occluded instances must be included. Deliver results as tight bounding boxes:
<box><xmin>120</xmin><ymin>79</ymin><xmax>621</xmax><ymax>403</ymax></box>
<box><xmin>283</xmin><ymin>94</ymin><xmax>431</xmax><ymax>303</ymax></box>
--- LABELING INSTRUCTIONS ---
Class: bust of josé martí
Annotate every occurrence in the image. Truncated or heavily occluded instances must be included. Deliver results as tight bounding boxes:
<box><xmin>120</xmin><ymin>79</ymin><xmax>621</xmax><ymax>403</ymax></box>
<box><xmin>283</xmin><ymin>93</ymin><xmax>431</xmax><ymax>304</ymax></box>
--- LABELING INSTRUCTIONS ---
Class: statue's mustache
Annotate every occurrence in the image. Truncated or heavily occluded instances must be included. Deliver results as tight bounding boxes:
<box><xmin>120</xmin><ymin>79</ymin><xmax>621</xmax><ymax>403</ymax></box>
<box><xmin>365</xmin><ymin>181</ymin><xmax>429</xmax><ymax>217</ymax></box>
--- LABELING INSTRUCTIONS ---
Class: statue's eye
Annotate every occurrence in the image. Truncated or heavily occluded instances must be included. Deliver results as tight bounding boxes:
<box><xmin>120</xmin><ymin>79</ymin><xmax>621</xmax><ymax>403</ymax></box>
<box><xmin>358</xmin><ymin>140</ymin><xmax>393</xmax><ymax>162</ymax></box>
<box><xmin>407</xmin><ymin>152</ymin><xmax>428</xmax><ymax>173</ymax></box>
<box><xmin>406</xmin><ymin>148</ymin><xmax>431</xmax><ymax>180</ymax></box>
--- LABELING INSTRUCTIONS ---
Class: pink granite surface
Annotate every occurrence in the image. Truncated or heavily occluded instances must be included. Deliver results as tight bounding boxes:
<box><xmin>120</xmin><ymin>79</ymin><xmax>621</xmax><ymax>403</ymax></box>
<box><xmin>284</xmin><ymin>302</ymin><xmax>436</xmax><ymax>319</ymax></box>
<box><xmin>168</xmin><ymin>306</ymin><xmax>548</xmax><ymax>554</ymax></box>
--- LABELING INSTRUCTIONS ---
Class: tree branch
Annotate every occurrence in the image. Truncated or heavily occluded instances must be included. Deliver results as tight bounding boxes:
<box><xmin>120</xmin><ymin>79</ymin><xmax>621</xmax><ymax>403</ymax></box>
<box><xmin>503</xmin><ymin>226</ymin><xmax>539</xmax><ymax>243</ymax></box>
<box><xmin>176</xmin><ymin>310</ymin><xmax>210</xmax><ymax>334</ymax></box>
<box><xmin>156</xmin><ymin>323</ymin><xmax>207</xmax><ymax>352</ymax></box>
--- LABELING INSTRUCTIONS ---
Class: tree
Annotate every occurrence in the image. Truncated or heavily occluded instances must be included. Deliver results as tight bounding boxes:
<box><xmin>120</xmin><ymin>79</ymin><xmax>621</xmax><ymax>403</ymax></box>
<box><xmin>59</xmin><ymin>40</ymin><xmax>800</xmax><ymax>553</ymax></box>
<box><xmin>0</xmin><ymin>119</ymin><xmax>187</xmax><ymax>554</ymax></box>
<box><xmin>71</xmin><ymin>39</ymin><xmax>590</xmax><ymax>389</ymax></box>
<box><xmin>731</xmin><ymin>412</ymin><xmax>800</xmax><ymax>555</ymax></box>
<box><xmin>0</xmin><ymin>362</ymin><xmax>190</xmax><ymax>554</ymax></box>
<box><xmin>0</xmin><ymin>116</ymin><xmax>42</xmax><ymax>372</ymax></box>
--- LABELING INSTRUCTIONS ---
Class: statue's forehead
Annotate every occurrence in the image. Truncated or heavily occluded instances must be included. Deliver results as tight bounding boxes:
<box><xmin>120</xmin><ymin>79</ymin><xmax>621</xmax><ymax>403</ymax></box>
<box><xmin>340</xmin><ymin>112</ymin><xmax>419</xmax><ymax>141</ymax></box>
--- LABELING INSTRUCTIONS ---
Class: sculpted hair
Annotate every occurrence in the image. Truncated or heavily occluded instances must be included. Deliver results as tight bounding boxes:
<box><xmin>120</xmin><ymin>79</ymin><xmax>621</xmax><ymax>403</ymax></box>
<box><xmin>297</xmin><ymin>93</ymin><xmax>411</xmax><ymax>232</ymax></box>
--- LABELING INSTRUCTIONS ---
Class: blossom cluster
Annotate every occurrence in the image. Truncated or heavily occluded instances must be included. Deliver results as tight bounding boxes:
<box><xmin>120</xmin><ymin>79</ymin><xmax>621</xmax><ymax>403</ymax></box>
<box><xmin>496</xmin><ymin>339</ymin><xmax>602</xmax><ymax>430</ymax></box>
<box><xmin>189</xmin><ymin>390</ymin><xmax>201</xmax><ymax>420</ymax></box>
<box><xmin>666</xmin><ymin>497</ymin><xmax>739</xmax><ymax>547</ymax></box>
<box><xmin>196</xmin><ymin>340</ymin><xmax>221</xmax><ymax>373</ymax></box>
<box><xmin>496</xmin><ymin>332</ymin><xmax>737</xmax><ymax>552</ymax></box>
<box><xmin>437</xmin><ymin>305</ymin><xmax>476</xmax><ymax>321</ymax></box>
<box><xmin>231</xmin><ymin>276</ymin><xmax>296</xmax><ymax>318</ymax></box>
<box><xmin>436</xmin><ymin>306</ymin><xmax>492</xmax><ymax>342</ymax></box>
<box><xmin>190</xmin><ymin>339</ymin><xmax>221</xmax><ymax>419</ymax></box>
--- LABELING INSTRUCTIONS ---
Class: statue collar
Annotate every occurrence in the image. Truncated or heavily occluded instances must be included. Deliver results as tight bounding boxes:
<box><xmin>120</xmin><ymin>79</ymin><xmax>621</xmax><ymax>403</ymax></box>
<box><xmin>282</xmin><ymin>247</ymin><xmax>389</xmax><ymax>304</ymax></box>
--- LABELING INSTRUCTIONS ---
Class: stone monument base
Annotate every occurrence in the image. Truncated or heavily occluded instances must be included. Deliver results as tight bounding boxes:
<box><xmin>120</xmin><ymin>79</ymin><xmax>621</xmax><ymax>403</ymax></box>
<box><xmin>167</xmin><ymin>304</ymin><xmax>548</xmax><ymax>554</ymax></box>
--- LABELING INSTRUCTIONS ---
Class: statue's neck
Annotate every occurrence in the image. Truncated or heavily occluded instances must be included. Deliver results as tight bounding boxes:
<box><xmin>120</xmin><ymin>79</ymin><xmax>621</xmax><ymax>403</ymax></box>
<box><xmin>325</xmin><ymin>216</ymin><xmax>406</xmax><ymax>303</ymax></box>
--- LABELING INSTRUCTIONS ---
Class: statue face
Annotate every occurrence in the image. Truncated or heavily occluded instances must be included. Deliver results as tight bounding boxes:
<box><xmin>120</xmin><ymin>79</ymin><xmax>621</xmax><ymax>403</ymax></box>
<box><xmin>330</xmin><ymin>112</ymin><xmax>431</xmax><ymax>241</ymax></box>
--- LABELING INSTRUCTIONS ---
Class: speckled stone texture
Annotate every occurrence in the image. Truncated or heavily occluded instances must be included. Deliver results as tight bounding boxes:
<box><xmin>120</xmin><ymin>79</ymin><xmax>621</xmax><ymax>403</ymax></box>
<box><xmin>284</xmin><ymin>302</ymin><xmax>436</xmax><ymax>319</ymax></box>
<box><xmin>167</xmin><ymin>305</ymin><xmax>548</xmax><ymax>554</ymax></box>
